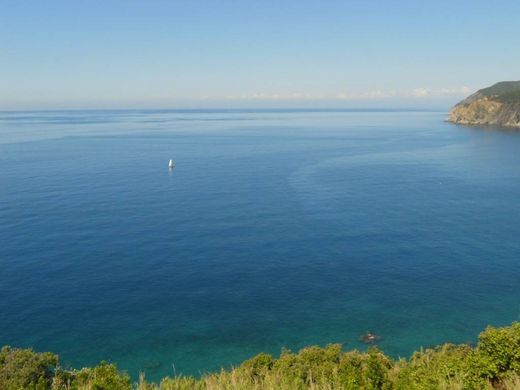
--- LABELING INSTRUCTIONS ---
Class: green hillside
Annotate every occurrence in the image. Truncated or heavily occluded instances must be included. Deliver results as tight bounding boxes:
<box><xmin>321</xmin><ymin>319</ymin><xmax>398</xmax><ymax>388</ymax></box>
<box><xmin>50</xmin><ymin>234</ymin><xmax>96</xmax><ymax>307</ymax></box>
<box><xmin>477</xmin><ymin>81</ymin><xmax>520</xmax><ymax>102</ymax></box>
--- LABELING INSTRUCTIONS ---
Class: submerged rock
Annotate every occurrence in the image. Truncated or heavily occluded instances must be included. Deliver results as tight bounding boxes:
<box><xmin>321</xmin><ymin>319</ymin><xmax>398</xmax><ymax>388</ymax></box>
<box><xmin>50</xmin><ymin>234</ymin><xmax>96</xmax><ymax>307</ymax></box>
<box><xmin>360</xmin><ymin>332</ymin><xmax>381</xmax><ymax>343</ymax></box>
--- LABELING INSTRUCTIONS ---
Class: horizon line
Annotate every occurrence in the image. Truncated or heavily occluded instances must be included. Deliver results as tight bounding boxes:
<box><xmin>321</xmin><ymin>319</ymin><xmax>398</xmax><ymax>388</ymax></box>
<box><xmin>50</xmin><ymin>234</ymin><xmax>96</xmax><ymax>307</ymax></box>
<box><xmin>0</xmin><ymin>107</ymin><xmax>448</xmax><ymax>114</ymax></box>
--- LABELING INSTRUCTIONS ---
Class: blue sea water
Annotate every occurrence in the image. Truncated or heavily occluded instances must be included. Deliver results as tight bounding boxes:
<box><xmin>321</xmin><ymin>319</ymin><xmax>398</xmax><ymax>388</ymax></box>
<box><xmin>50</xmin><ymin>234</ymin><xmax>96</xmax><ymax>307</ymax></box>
<box><xmin>1</xmin><ymin>109</ymin><xmax>520</xmax><ymax>381</ymax></box>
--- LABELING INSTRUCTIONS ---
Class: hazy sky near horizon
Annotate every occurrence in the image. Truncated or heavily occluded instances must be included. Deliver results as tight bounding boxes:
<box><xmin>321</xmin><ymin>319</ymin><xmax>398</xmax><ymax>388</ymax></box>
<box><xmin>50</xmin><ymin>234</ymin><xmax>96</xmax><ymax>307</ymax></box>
<box><xmin>1</xmin><ymin>0</ymin><xmax>519</xmax><ymax>109</ymax></box>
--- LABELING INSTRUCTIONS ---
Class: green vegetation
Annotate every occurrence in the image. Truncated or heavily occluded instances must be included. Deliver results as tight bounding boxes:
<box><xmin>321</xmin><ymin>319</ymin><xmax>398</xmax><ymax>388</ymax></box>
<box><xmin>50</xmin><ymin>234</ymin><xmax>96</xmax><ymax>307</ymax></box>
<box><xmin>477</xmin><ymin>81</ymin><xmax>520</xmax><ymax>103</ymax></box>
<box><xmin>496</xmin><ymin>90</ymin><xmax>520</xmax><ymax>104</ymax></box>
<box><xmin>3</xmin><ymin>323</ymin><xmax>520</xmax><ymax>389</ymax></box>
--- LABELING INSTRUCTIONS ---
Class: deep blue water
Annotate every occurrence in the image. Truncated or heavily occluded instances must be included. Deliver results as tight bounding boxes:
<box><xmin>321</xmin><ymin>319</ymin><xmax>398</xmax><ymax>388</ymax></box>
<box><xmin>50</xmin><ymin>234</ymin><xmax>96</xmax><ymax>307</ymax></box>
<box><xmin>1</xmin><ymin>109</ymin><xmax>520</xmax><ymax>381</ymax></box>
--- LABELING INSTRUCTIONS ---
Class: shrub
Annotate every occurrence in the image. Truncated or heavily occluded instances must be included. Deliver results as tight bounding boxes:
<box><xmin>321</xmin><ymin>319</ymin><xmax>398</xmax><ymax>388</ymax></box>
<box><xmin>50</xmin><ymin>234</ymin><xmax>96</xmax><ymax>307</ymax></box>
<box><xmin>476</xmin><ymin>322</ymin><xmax>520</xmax><ymax>381</ymax></box>
<box><xmin>72</xmin><ymin>361</ymin><xmax>131</xmax><ymax>390</ymax></box>
<box><xmin>0</xmin><ymin>346</ymin><xmax>58</xmax><ymax>390</ymax></box>
<box><xmin>241</xmin><ymin>352</ymin><xmax>274</xmax><ymax>378</ymax></box>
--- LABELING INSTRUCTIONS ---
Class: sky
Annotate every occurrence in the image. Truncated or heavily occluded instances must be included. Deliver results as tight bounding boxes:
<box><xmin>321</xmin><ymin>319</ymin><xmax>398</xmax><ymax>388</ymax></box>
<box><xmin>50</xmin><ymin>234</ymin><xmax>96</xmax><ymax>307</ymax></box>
<box><xmin>1</xmin><ymin>0</ymin><xmax>519</xmax><ymax>109</ymax></box>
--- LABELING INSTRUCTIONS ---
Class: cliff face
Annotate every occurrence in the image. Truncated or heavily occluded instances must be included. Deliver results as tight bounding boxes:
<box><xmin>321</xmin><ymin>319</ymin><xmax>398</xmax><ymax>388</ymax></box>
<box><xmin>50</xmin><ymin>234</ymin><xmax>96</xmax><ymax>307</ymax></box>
<box><xmin>449</xmin><ymin>81</ymin><xmax>520</xmax><ymax>128</ymax></box>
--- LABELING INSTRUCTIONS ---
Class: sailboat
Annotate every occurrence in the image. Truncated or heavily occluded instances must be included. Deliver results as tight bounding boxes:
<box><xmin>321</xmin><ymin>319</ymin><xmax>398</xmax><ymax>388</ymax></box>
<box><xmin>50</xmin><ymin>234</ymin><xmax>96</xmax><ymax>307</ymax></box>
<box><xmin>168</xmin><ymin>159</ymin><xmax>175</xmax><ymax>169</ymax></box>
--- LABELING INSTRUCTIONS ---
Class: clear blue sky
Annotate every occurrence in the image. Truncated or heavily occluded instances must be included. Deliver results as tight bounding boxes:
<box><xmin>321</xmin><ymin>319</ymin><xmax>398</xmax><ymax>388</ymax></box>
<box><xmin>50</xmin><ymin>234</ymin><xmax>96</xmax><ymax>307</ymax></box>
<box><xmin>1</xmin><ymin>0</ymin><xmax>519</xmax><ymax>109</ymax></box>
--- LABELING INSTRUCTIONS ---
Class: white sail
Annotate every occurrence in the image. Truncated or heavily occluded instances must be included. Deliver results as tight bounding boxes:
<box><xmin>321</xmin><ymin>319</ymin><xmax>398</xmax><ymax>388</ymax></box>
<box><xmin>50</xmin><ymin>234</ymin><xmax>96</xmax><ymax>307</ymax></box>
<box><xmin>168</xmin><ymin>159</ymin><xmax>175</xmax><ymax>169</ymax></box>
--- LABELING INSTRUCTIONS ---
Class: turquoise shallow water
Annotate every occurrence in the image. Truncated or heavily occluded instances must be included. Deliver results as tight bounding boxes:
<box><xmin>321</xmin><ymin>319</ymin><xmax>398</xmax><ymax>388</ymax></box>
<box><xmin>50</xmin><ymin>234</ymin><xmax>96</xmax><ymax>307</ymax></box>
<box><xmin>1</xmin><ymin>109</ymin><xmax>520</xmax><ymax>381</ymax></box>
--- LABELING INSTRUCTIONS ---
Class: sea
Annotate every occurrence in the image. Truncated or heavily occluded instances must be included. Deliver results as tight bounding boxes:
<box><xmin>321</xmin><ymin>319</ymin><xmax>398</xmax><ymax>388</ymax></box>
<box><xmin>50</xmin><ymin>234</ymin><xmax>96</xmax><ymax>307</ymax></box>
<box><xmin>1</xmin><ymin>109</ymin><xmax>519</xmax><ymax>381</ymax></box>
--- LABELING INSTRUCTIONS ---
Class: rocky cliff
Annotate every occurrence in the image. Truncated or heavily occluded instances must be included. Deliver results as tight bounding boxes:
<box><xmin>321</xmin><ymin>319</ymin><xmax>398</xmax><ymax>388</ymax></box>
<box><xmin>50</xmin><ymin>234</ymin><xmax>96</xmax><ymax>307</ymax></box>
<box><xmin>449</xmin><ymin>81</ymin><xmax>520</xmax><ymax>128</ymax></box>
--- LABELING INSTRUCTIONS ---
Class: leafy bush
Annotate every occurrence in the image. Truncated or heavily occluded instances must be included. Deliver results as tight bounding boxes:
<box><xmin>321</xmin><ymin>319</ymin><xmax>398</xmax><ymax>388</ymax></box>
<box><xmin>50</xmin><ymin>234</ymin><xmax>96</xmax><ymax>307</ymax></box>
<box><xmin>477</xmin><ymin>322</ymin><xmax>520</xmax><ymax>380</ymax></box>
<box><xmin>72</xmin><ymin>361</ymin><xmax>131</xmax><ymax>390</ymax></box>
<box><xmin>0</xmin><ymin>346</ymin><xmax>58</xmax><ymax>390</ymax></box>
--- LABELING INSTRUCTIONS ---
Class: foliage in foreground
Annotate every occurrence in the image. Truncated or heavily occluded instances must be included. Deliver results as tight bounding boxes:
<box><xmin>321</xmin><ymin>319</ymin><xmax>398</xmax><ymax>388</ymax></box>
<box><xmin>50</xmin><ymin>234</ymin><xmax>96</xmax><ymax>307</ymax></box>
<box><xmin>2</xmin><ymin>323</ymin><xmax>520</xmax><ymax>389</ymax></box>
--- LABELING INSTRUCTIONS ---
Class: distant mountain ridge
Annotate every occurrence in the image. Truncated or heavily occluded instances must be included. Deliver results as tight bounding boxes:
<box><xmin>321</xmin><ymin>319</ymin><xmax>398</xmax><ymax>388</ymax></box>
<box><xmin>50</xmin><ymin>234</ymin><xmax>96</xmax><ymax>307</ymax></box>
<box><xmin>449</xmin><ymin>81</ymin><xmax>520</xmax><ymax>128</ymax></box>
